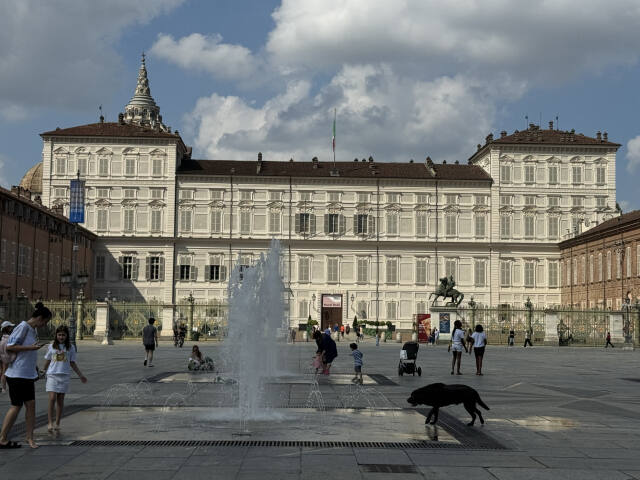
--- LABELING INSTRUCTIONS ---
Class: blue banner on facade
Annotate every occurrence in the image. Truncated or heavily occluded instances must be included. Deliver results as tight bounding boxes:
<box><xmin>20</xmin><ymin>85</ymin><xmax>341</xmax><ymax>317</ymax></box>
<box><xmin>69</xmin><ymin>179</ymin><xmax>85</xmax><ymax>223</ymax></box>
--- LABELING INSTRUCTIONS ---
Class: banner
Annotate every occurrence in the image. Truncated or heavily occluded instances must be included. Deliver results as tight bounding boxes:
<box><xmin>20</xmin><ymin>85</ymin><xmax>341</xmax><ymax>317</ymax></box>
<box><xmin>322</xmin><ymin>294</ymin><xmax>342</xmax><ymax>308</ymax></box>
<box><xmin>439</xmin><ymin>312</ymin><xmax>451</xmax><ymax>334</ymax></box>
<box><xmin>69</xmin><ymin>179</ymin><xmax>85</xmax><ymax>223</ymax></box>
<box><xmin>417</xmin><ymin>313</ymin><xmax>431</xmax><ymax>343</ymax></box>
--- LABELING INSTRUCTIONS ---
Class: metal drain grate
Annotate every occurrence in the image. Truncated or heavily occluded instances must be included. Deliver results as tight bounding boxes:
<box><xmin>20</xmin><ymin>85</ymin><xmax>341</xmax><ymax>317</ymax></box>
<box><xmin>367</xmin><ymin>374</ymin><xmax>398</xmax><ymax>386</ymax></box>
<box><xmin>70</xmin><ymin>439</ymin><xmax>477</xmax><ymax>449</ymax></box>
<box><xmin>360</xmin><ymin>464</ymin><xmax>419</xmax><ymax>473</ymax></box>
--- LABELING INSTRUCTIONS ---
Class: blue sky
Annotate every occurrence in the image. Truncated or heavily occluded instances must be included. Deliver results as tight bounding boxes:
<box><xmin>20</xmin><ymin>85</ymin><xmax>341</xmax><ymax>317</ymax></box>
<box><xmin>2</xmin><ymin>0</ymin><xmax>640</xmax><ymax>210</ymax></box>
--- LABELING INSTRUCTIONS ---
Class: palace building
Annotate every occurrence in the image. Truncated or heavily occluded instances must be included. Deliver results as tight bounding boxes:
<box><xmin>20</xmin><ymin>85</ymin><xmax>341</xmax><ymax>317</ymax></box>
<box><xmin>27</xmin><ymin>55</ymin><xmax>619</xmax><ymax>331</ymax></box>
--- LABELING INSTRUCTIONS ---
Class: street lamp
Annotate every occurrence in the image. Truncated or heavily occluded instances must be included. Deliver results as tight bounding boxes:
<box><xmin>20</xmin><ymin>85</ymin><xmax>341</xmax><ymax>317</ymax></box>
<box><xmin>61</xmin><ymin>270</ymin><xmax>89</xmax><ymax>347</ymax></box>
<box><xmin>622</xmin><ymin>291</ymin><xmax>632</xmax><ymax>347</ymax></box>
<box><xmin>187</xmin><ymin>292</ymin><xmax>195</xmax><ymax>341</ymax></box>
<box><xmin>524</xmin><ymin>297</ymin><xmax>533</xmax><ymax>341</ymax></box>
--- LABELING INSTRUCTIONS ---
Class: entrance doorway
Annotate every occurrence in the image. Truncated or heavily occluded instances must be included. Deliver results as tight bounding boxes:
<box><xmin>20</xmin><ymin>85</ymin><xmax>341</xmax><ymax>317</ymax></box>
<box><xmin>321</xmin><ymin>294</ymin><xmax>343</xmax><ymax>331</ymax></box>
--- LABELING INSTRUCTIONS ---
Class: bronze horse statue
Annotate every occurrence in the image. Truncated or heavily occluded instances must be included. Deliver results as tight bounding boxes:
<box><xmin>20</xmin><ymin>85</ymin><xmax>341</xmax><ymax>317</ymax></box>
<box><xmin>429</xmin><ymin>276</ymin><xmax>464</xmax><ymax>307</ymax></box>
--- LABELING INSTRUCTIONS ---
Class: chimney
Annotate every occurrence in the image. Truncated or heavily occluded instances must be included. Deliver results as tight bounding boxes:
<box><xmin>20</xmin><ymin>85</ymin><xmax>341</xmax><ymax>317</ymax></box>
<box><xmin>454</xmin><ymin>160</ymin><xmax>459</xmax><ymax>165</ymax></box>
<box><xmin>501</xmin><ymin>130</ymin><xmax>507</xmax><ymax>138</ymax></box>
<box><xmin>354</xmin><ymin>158</ymin><xmax>358</xmax><ymax>162</ymax></box>
<box><xmin>368</xmin><ymin>157</ymin><xmax>374</xmax><ymax>163</ymax></box>
<box><xmin>99</xmin><ymin>115</ymin><xmax>104</xmax><ymax>124</ymax></box>
<box><xmin>258</xmin><ymin>152</ymin><xmax>263</xmax><ymax>162</ymax></box>
<box><xmin>548</xmin><ymin>121</ymin><xmax>554</xmax><ymax>130</ymax></box>
<box><xmin>409</xmin><ymin>159</ymin><xmax>414</xmax><ymax>163</ymax></box>
<box><xmin>256</xmin><ymin>152</ymin><xmax>263</xmax><ymax>174</ymax></box>
<box><xmin>118</xmin><ymin>113</ymin><xmax>125</xmax><ymax>125</ymax></box>
<box><xmin>425</xmin><ymin>156</ymin><xmax>436</xmax><ymax>176</ymax></box>
<box><xmin>312</xmin><ymin>157</ymin><xmax>319</xmax><ymax>169</ymax></box>
<box><xmin>596</xmin><ymin>131</ymin><xmax>602</xmax><ymax>141</ymax></box>
<box><xmin>485</xmin><ymin>133</ymin><xmax>493</xmax><ymax>144</ymax></box>
<box><xmin>603</xmin><ymin>132</ymin><xmax>608</xmax><ymax>141</ymax></box>
<box><xmin>529</xmin><ymin>123</ymin><xmax>536</xmax><ymax>130</ymax></box>
<box><xmin>442</xmin><ymin>160</ymin><xmax>447</xmax><ymax>164</ymax></box>
<box><xmin>174</xmin><ymin>130</ymin><xmax>179</xmax><ymax>136</ymax></box>
<box><xmin>289</xmin><ymin>158</ymin><xmax>294</xmax><ymax>162</ymax></box>
<box><xmin>477</xmin><ymin>144</ymin><xmax>482</xmax><ymax>151</ymax></box>
<box><xmin>361</xmin><ymin>158</ymin><xmax>366</xmax><ymax>162</ymax></box>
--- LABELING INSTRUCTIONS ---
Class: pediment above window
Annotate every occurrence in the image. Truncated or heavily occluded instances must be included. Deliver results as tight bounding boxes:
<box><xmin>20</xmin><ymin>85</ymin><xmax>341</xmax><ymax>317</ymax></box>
<box><xmin>122</xmin><ymin>199</ymin><xmax>138</xmax><ymax>207</ymax></box>
<box><xmin>414</xmin><ymin>205</ymin><xmax>429</xmax><ymax>212</ymax></box>
<box><xmin>95</xmin><ymin>199</ymin><xmax>111</xmax><ymax>207</ymax></box>
<box><xmin>74</xmin><ymin>147</ymin><xmax>88</xmax><ymax>154</ymax></box>
<box><xmin>53</xmin><ymin>147</ymin><xmax>69</xmax><ymax>154</ymax></box>
<box><xmin>472</xmin><ymin>206</ymin><xmax>489</xmax><ymax>213</ymax></box>
<box><xmin>499</xmin><ymin>206</ymin><xmax>513</xmax><ymax>213</ymax></box>
<box><xmin>208</xmin><ymin>200</ymin><xmax>225</xmax><ymax>208</ymax></box>
<box><xmin>238</xmin><ymin>200</ymin><xmax>253</xmax><ymax>208</ymax></box>
<box><xmin>122</xmin><ymin>147</ymin><xmax>139</xmax><ymax>155</ymax></box>
<box><xmin>149</xmin><ymin>148</ymin><xmax>166</xmax><ymax>156</ymax></box>
<box><xmin>95</xmin><ymin>147</ymin><xmax>112</xmax><ymax>155</ymax></box>
<box><xmin>149</xmin><ymin>200</ymin><xmax>165</xmax><ymax>208</ymax></box>
<box><xmin>443</xmin><ymin>205</ymin><xmax>459</xmax><ymax>213</ymax></box>
<box><xmin>385</xmin><ymin>203</ymin><xmax>401</xmax><ymax>211</ymax></box>
<box><xmin>547</xmin><ymin>207</ymin><xmax>562</xmax><ymax>214</ymax></box>
<box><xmin>178</xmin><ymin>199</ymin><xmax>195</xmax><ymax>207</ymax></box>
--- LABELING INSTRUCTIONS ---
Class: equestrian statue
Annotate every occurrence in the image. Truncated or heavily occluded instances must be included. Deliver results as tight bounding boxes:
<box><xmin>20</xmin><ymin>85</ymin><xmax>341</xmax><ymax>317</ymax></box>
<box><xmin>429</xmin><ymin>275</ymin><xmax>464</xmax><ymax>307</ymax></box>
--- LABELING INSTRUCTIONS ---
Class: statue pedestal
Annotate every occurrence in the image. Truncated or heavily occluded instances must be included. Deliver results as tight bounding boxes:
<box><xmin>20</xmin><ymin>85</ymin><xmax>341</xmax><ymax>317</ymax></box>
<box><xmin>544</xmin><ymin>311</ymin><xmax>560</xmax><ymax>346</ymax></box>
<box><xmin>430</xmin><ymin>306</ymin><xmax>461</xmax><ymax>342</ymax></box>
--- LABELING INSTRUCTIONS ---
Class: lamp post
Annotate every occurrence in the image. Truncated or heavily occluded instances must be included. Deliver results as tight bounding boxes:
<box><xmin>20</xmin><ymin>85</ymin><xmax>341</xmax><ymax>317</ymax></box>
<box><xmin>60</xmin><ymin>268</ymin><xmax>89</xmax><ymax>348</ymax></box>
<box><xmin>622</xmin><ymin>291</ymin><xmax>632</xmax><ymax>347</ymax></box>
<box><xmin>524</xmin><ymin>297</ymin><xmax>533</xmax><ymax>340</ymax></box>
<box><xmin>634</xmin><ymin>297</ymin><xmax>640</xmax><ymax>347</ymax></box>
<box><xmin>187</xmin><ymin>292</ymin><xmax>195</xmax><ymax>341</ymax></box>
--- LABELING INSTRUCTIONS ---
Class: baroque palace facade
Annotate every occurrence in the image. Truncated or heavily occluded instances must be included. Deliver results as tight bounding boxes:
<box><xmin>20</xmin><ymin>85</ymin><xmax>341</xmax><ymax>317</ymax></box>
<box><xmin>33</xmin><ymin>56</ymin><xmax>619</xmax><ymax>330</ymax></box>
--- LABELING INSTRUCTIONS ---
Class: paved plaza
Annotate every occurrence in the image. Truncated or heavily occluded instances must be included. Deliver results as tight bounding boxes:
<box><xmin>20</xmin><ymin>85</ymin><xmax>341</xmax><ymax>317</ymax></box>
<box><xmin>1</xmin><ymin>337</ymin><xmax>640</xmax><ymax>479</ymax></box>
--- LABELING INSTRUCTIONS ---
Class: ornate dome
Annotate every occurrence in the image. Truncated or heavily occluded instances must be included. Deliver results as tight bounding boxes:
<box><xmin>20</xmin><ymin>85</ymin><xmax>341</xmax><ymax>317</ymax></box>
<box><xmin>19</xmin><ymin>162</ymin><xmax>43</xmax><ymax>195</ymax></box>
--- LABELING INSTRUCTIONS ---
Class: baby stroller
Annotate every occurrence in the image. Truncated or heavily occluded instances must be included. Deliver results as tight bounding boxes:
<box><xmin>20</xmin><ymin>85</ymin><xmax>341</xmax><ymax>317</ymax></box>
<box><xmin>398</xmin><ymin>341</ymin><xmax>422</xmax><ymax>376</ymax></box>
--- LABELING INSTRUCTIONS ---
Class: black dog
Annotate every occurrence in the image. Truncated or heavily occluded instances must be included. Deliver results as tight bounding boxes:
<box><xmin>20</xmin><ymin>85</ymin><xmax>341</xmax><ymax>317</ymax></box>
<box><xmin>407</xmin><ymin>383</ymin><xmax>490</xmax><ymax>426</ymax></box>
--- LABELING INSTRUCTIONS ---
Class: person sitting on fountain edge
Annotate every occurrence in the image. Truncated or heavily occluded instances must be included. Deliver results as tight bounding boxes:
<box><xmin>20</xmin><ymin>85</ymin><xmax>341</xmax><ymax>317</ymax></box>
<box><xmin>188</xmin><ymin>345</ymin><xmax>215</xmax><ymax>371</ymax></box>
<box><xmin>320</xmin><ymin>331</ymin><xmax>338</xmax><ymax>375</ymax></box>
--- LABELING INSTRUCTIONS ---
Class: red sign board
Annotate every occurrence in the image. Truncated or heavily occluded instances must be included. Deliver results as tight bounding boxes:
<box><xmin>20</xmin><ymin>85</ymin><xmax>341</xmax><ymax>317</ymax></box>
<box><xmin>417</xmin><ymin>314</ymin><xmax>431</xmax><ymax>343</ymax></box>
<box><xmin>322</xmin><ymin>295</ymin><xmax>342</xmax><ymax>308</ymax></box>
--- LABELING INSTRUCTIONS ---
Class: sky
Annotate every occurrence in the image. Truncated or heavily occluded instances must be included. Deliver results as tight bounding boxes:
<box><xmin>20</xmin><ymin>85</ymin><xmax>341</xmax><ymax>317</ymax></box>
<box><xmin>2</xmin><ymin>0</ymin><xmax>640</xmax><ymax>210</ymax></box>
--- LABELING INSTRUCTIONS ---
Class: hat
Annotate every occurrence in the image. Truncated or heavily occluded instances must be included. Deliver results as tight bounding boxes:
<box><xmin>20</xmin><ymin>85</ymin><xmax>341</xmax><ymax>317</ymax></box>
<box><xmin>1</xmin><ymin>321</ymin><xmax>15</xmax><ymax>329</ymax></box>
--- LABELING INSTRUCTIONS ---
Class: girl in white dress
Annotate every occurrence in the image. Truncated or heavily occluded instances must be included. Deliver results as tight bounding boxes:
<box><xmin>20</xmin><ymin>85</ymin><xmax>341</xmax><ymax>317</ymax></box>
<box><xmin>448</xmin><ymin>320</ymin><xmax>467</xmax><ymax>375</ymax></box>
<box><xmin>43</xmin><ymin>325</ymin><xmax>87</xmax><ymax>431</ymax></box>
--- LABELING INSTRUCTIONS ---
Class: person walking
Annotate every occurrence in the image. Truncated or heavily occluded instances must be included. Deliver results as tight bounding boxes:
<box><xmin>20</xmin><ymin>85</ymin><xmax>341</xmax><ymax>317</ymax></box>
<box><xmin>340</xmin><ymin>324</ymin><xmax>345</xmax><ymax>339</ymax></box>
<box><xmin>448</xmin><ymin>320</ymin><xmax>467</xmax><ymax>375</ymax></box>
<box><xmin>350</xmin><ymin>343</ymin><xmax>363</xmax><ymax>384</ymax></box>
<box><xmin>0</xmin><ymin>302</ymin><xmax>52</xmax><ymax>449</ymax></box>
<box><xmin>376</xmin><ymin>331</ymin><xmax>380</xmax><ymax>346</ymax></box>
<box><xmin>43</xmin><ymin>325</ymin><xmax>87</xmax><ymax>432</ymax></box>
<box><xmin>470</xmin><ymin>325</ymin><xmax>487</xmax><ymax>375</ymax></box>
<box><xmin>0</xmin><ymin>321</ymin><xmax>15</xmax><ymax>394</ymax></box>
<box><xmin>434</xmin><ymin>328</ymin><xmax>439</xmax><ymax>345</ymax></box>
<box><xmin>523</xmin><ymin>329</ymin><xmax>533</xmax><ymax>347</ymax></box>
<box><xmin>508</xmin><ymin>328</ymin><xmax>515</xmax><ymax>347</ymax></box>
<box><xmin>605</xmin><ymin>331</ymin><xmax>614</xmax><ymax>348</ymax></box>
<box><xmin>320</xmin><ymin>332</ymin><xmax>338</xmax><ymax>375</ymax></box>
<box><xmin>142</xmin><ymin>317</ymin><xmax>159</xmax><ymax>367</ymax></box>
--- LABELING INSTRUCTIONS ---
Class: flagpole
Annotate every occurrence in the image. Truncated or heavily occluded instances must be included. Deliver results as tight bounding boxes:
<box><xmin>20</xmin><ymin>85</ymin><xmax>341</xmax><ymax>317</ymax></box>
<box><xmin>332</xmin><ymin>108</ymin><xmax>336</xmax><ymax>167</ymax></box>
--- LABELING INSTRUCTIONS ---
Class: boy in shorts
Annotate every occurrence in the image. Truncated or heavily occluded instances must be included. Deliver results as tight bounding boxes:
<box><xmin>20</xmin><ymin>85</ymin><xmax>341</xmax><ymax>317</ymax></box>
<box><xmin>350</xmin><ymin>343</ymin><xmax>363</xmax><ymax>384</ymax></box>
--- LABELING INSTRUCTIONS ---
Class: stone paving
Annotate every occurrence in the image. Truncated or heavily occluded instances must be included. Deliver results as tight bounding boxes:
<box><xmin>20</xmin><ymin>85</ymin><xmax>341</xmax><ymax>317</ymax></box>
<box><xmin>1</xmin><ymin>336</ymin><xmax>640</xmax><ymax>479</ymax></box>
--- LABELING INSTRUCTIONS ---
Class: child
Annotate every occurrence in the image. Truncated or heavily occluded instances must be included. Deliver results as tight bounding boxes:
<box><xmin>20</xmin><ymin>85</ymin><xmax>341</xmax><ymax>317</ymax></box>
<box><xmin>43</xmin><ymin>325</ymin><xmax>87</xmax><ymax>431</ymax></box>
<box><xmin>0</xmin><ymin>321</ymin><xmax>15</xmax><ymax>394</ymax></box>
<box><xmin>188</xmin><ymin>345</ymin><xmax>215</xmax><ymax>371</ymax></box>
<box><xmin>350</xmin><ymin>343</ymin><xmax>363</xmax><ymax>384</ymax></box>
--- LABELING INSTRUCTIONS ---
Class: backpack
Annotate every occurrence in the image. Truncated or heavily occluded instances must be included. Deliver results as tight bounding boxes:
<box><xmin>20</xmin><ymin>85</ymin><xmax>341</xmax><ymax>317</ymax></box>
<box><xmin>0</xmin><ymin>335</ymin><xmax>17</xmax><ymax>365</ymax></box>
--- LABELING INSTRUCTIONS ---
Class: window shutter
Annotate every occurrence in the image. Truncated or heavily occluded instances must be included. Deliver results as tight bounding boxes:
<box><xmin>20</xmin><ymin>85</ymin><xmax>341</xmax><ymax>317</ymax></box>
<box><xmin>339</xmin><ymin>215</ymin><xmax>346</xmax><ymax>235</ymax></box>
<box><xmin>132</xmin><ymin>258</ymin><xmax>139</xmax><ymax>281</ymax></box>
<box><xmin>145</xmin><ymin>258</ymin><xmax>150</xmax><ymax>281</ymax></box>
<box><xmin>159</xmin><ymin>257</ymin><xmax>165</xmax><ymax>281</ymax></box>
<box><xmin>205</xmin><ymin>265</ymin><xmax>211</xmax><ymax>282</ymax></box>
<box><xmin>295</xmin><ymin>213</ymin><xmax>301</xmax><ymax>233</ymax></box>
<box><xmin>175</xmin><ymin>263</ymin><xmax>180</xmax><ymax>281</ymax></box>
<box><xmin>220</xmin><ymin>265</ymin><xmax>227</xmax><ymax>281</ymax></box>
<box><xmin>310</xmin><ymin>214</ymin><xmax>316</xmax><ymax>234</ymax></box>
<box><xmin>353</xmin><ymin>214</ymin><xmax>358</xmax><ymax>233</ymax></box>
<box><xmin>118</xmin><ymin>256</ymin><xmax>124</xmax><ymax>279</ymax></box>
<box><xmin>368</xmin><ymin>216</ymin><xmax>376</xmax><ymax>236</ymax></box>
<box><xmin>324</xmin><ymin>214</ymin><xmax>329</xmax><ymax>234</ymax></box>
<box><xmin>190</xmin><ymin>266</ymin><xmax>197</xmax><ymax>281</ymax></box>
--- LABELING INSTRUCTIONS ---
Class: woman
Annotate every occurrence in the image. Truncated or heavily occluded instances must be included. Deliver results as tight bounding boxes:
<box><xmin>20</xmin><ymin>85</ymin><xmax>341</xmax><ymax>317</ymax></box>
<box><xmin>320</xmin><ymin>332</ymin><xmax>338</xmax><ymax>375</ymax></box>
<box><xmin>188</xmin><ymin>345</ymin><xmax>214</xmax><ymax>371</ymax></box>
<box><xmin>0</xmin><ymin>302</ymin><xmax>52</xmax><ymax>449</ymax></box>
<box><xmin>470</xmin><ymin>324</ymin><xmax>487</xmax><ymax>375</ymax></box>
<box><xmin>448</xmin><ymin>320</ymin><xmax>467</xmax><ymax>375</ymax></box>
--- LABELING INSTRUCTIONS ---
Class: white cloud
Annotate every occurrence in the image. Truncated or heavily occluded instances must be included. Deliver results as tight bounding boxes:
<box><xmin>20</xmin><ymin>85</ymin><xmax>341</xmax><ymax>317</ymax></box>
<box><xmin>626</xmin><ymin>135</ymin><xmax>640</xmax><ymax>172</ymax></box>
<box><xmin>150</xmin><ymin>33</ymin><xmax>259</xmax><ymax>80</ymax></box>
<box><xmin>0</xmin><ymin>154</ymin><xmax>9</xmax><ymax>188</ymax></box>
<box><xmin>0</xmin><ymin>0</ymin><xmax>184</xmax><ymax>114</ymax></box>
<box><xmin>0</xmin><ymin>103</ymin><xmax>30</xmax><ymax>123</ymax></box>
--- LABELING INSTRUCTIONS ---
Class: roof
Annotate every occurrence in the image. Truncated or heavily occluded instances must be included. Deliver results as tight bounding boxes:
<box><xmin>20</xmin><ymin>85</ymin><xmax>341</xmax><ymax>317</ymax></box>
<box><xmin>469</xmin><ymin>125</ymin><xmax>621</xmax><ymax>162</ymax></box>
<box><xmin>559</xmin><ymin>209</ymin><xmax>640</xmax><ymax>248</ymax></box>
<box><xmin>19</xmin><ymin>162</ymin><xmax>42</xmax><ymax>194</ymax></box>
<box><xmin>41</xmin><ymin>122</ymin><xmax>183</xmax><ymax>140</ymax></box>
<box><xmin>177</xmin><ymin>159</ymin><xmax>493</xmax><ymax>182</ymax></box>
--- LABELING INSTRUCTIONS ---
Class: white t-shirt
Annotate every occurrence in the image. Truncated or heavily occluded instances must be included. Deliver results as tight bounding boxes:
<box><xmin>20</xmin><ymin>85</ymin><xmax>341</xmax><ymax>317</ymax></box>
<box><xmin>44</xmin><ymin>344</ymin><xmax>77</xmax><ymax>375</ymax></box>
<box><xmin>452</xmin><ymin>329</ymin><xmax>465</xmax><ymax>345</ymax></box>
<box><xmin>471</xmin><ymin>331</ymin><xmax>487</xmax><ymax>348</ymax></box>
<box><xmin>6</xmin><ymin>321</ymin><xmax>38</xmax><ymax>379</ymax></box>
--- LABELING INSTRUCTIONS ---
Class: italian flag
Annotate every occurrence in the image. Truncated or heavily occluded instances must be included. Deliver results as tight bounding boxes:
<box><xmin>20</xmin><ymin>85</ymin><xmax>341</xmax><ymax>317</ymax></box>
<box><xmin>332</xmin><ymin>109</ymin><xmax>336</xmax><ymax>152</ymax></box>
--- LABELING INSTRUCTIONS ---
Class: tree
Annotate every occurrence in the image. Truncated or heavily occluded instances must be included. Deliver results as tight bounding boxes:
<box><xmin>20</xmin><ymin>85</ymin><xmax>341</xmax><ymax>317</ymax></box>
<box><xmin>352</xmin><ymin>316</ymin><xmax>358</xmax><ymax>330</ymax></box>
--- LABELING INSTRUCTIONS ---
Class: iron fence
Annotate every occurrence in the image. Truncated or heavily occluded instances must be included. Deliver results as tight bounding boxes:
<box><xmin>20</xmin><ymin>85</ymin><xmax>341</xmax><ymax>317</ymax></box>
<box><xmin>109</xmin><ymin>302</ymin><xmax>164</xmax><ymax>339</ymax></box>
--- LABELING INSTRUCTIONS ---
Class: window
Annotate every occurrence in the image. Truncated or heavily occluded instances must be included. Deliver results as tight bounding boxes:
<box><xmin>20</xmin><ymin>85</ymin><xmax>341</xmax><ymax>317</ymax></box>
<box><xmin>416</xmin><ymin>301</ymin><xmax>427</xmax><ymax>314</ymax></box>
<box><xmin>598</xmin><ymin>252</ymin><xmax>603</xmax><ymax>282</ymax></box>
<box><xmin>98</xmin><ymin>157</ymin><xmax>109</xmax><ymax>176</ymax></box>
<box><xmin>328</xmin><ymin>192</ymin><xmax>340</xmax><ymax>202</ymax></box>
<box><xmin>210</xmin><ymin>210</ymin><xmax>222</xmax><ymax>233</ymax></box>
<box><xmin>269</xmin><ymin>191</ymin><xmax>281</xmax><ymax>201</ymax></box>
<box><xmin>524</xmin><ymin>164</ymin><xmax>535</xmax><ymax>184</ymax></box>
<box><xmin>445</xmin><ymin>259</ymin><xmax>456</xmax><ymax>278</ymax></box>
<box><xmin>386</xmin><ymin>301</ymin><xmax>397</xmax><ymax>320</ymax></box>
<box><xmin>500</xmin><ymin>163</ymin><xmax>511</xmax><ymax>183</ymax></box>
<box><xmin>122</xmin><ymin>256</ymin><xmax>133</xmax><ymax>280</ymax></box>
<box><xmin>326</xmin><ymin>213</ymin><xmax>339</xmax><ymax>234</ymax></box>
<box><xmin>151</xmin><ymin>158</ymin><xmax>162</xmax><ymax>176</ymax></box>
<box><xmin>297</xmin><ymin>212</ymin><xmax>313</xmax><ymax>234</ymax></box>
<box><xmin>179</xmin><ymin>264</ymin><xmax>191</xmax><ymax>281</ymax></box>
<box><xmin>386</xmin><ymin>257</ymin><xmax>398</xmax><ymax>284</ymax></box>
<box><xmin>416</xmin><ymin>194</ymin><xmax>428</xmax><ymax>205</ymax></box>
<box><xmin>595</xmin><ymin>165</ymin><xmax>606</xmax><ymax>185</ymax></box>
<box><xmin>55</xmin><ymin>157</ymin><xmax>66</xmax><ymax>175</ymax></box>
<box><xmin>240</xmin><ymin>190</ymin><xmax>252</xmax><ymax>201</ymax></box>
<box><xmin>148</xmin><ymin>256</ymin><xmax>161</xmax><ymax>281</ymax></box>
<box><xmin>300</xmin><ymin>192</ymin><xmax>312</xmax><ymax>202</ymax></box>
<box><xmin>416</xmin><ymin>212</ymin><xmax>427</xmax><ymax>236</ymax></box>
<box><xmin>524</xmin><ymin>195</ymin><xmax>536</xmax><ymax>206</ymax></box>
<box><xmin>97</xmin><ymin>209</ymin><xmax>108</xmax><ymax>231</ymax></box>
<box><xmin>607</xmin><ymin>251</ymin><xmax>612</xmax><ymax>280</ymax></box>
<box><xmin>386</xmin><ymin>212</ymin><xmax>398</xmax><ymax>235</ymax></box>
<box><xmin>596</xmin><ymin>197</ymin><xmax>606</xmax><ymax>208</ymax></box>
<box><xmin>589</xmin><ymin>255</ymin><xmax>594</xmax><ymax>283</ymax></box>
<box><xmin>180</xmin><ymin>190</ymin><xmax>194</xmax><ymax>200</ymax></box>
<box><xmin>572</xmin><ymin>196</ymin><xmax>584</xmax><ymax>208</ymax></box>
<box><xmin>355</xmin><ymin>214</ymin><xmax>368</xmax><ymax>235</ymax></box>
<box><xmin>77</xmin><ymin>157</ymin><xmax>87</xmax><ymax>175</ymax></box>
<box><xmin>125</xmin><ymin>157</ymin><xmax>135</xmax><ymax>176</ymax></box>
<box><xmin>524</xmin><ymin>261</ymin><xmax>535</xmax><ymax>287</ymax></box>
<box><xmin>357</xmin><ymin>193</ymin><xmax>369</xmax><ymax>203</ymax></box>
<box><xmin>500</xmin><ymin>195</ymin><xmax>512</xmax><ymax>207</ymax></box>
<box><xmin>445</xmin><ymin>194</ymin><xmax>457</xmax><ymax>205</ymax></box>
<box><xmin>180</xmin><ymin>210</ymin><xmax>192</xmax><ymax>232</ymax></box>
<box><xmin>524</xmin><ymin>216</ymin><xmax>535</xmax><ymax>239</ymax></box>
<box><xmin>548</xmin><ymin>196</ymin><xmax>559</xmax><ymax>207</ymax></box>
<box><xmin>17</xmin><ymin>245</ymin><xmax>26</xmax><ymax>276</ymax></box>
<box><xmin>298</xmin><ymin>257</ymin><xmax>310</xmax><ymax>283</ymax></box>
<box><xmin>97</xmin><ymin>188</ymin><xmax>109</xmax><ymax>199</ymax></box>
<box><xmin>548</xmin><ymin>261</ymin><xmax>558</xmax><ymax>287</ymax></box>
<box><xmin>240</xmin><ymin>210</ymin><xmax>251</xmax><ymax>233</ymax></box>
<box><xmin>445</xmin><ymin>213</ymin><xmax>457</xmax><ymax>236</ymax></box>
<box><xmin>572</xmin><ymin>165</ymin><xmax>582</xmax><ymax>184</ymax></box>
<box><xmin>548</xmin><ymin>165</ymin><xmax>558</xmax><ymax>185</ymax></box>
<box><xmin>500</xmin><ymin>261</ymin><xmax>511</xmax><ymax>287</ymax></box>
<box><xmin>626</xmin><ymin>246</ymin><xmax>631</xmax><ymax>278</ymax></box>
<box><xmin>327</xmin><ymin>257</ymin><xmax>339</xmax><ymax>283</ymax></box>
<box><xmin>357</xmin><ymin>257</ymin><xmax>368</xmax><ymax>283</ymax></box>
<box><xmin>151</xmin><ymin>210</ymin><xmax>162</xmax><ymax>232</ymax></box>
<box><xmin>123</xmin><ymin>189</ymin><xmax>136</xmax><ymax>199</ymax></box>
<box><xmin>95</xmin><ymin>255</ymin><xmax>105</xmax><ymax>280</ymax></box>
<box><xmin>123</xmin><ymin>209</ymin><xmax>135</xmax><ymax>232</ymax></box>
<box><xmin>500</xmin><ymin>215</ymin><xmax>511</xmax><ymax>239</ymax></box>
<box><xmin>573</xmin><ymin>258</ymin><xmax>578</xmax><ymax>285</ymax></box>
<box><xmin>548</xmin><ymin>217</ymin><xmax>559</xmax><ymax>239</ymax></box>
<box><xmin>474</xmin><ymin>214</ymin><xmax>486</xmax><ymax>237</ymax></box>
<box><xmin>416</xmin><ymin>259</ymin><xmax>427</xmax><ymax>285</ymax></box>
<box><xmin>387</xmin><ymin>193</ymin><xmax>399</xmax><ymax>203</ymax></box>
<box><xmin>54</xmin><ymin>188</ymin><xmax>66</xmax><ymax>198</ymax></box>
<box><xmin>474</xmin><ymin>260</ymin><xmax>486</xmax><ymax>287</ymax></box>
<box><xmin>207</xmin><ymin>263</ymin><xmax>223</xmax><ymax>282</ymax></box>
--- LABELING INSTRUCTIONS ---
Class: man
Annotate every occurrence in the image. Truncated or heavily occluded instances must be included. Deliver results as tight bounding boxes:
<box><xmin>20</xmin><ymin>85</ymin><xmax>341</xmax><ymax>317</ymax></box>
<box><xmin>142</xmin><ymin>318</ymin><xmax>158</xmax><ymax>367</ymax></box>
<box><xmin>508</xmin><ymin>328</ymin><xmax>515</xmax><ymax>347</ymax></box>
<box><xmin>523</xmin><ymin>329</ymin><xmax>533</xmax><ymax>348</ymax></box>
